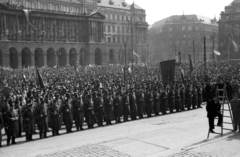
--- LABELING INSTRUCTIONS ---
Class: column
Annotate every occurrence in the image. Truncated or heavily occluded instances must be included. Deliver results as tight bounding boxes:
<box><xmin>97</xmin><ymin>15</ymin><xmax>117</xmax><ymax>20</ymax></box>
<box><xmin>38</xmin><ymin>18</ymin><xmax>41</xmax><ymax>41</ymax></box>
<box><xmin>65</xmin><ymin>20</ymin><xmax>68</xmax><ymax>42</ymax></box>
<box><xmin>29</xmin><ymin>19</ymin><xmax>33</xmax><ymax>41</ymax></box>
<box><xmin>55</xmin><ymin>52</ymin><xmax>58</xmax><ymax>67</ymax></box>
<box><xmin>31</xmin><ymin>53</ymin><xmax>35</xmax><ymax>66</ymax></box>
<box><xmin>16</xmin><ymin>15</ymin><xmax>19</xmax><ymax>41</ymax></box>
<box><xmin>3</xmin><ymin>13</ymin><xmax>7</xmax><ymax>40</ymax></box>
<box><xmin>42</xmin><ymin>18</ymin><xmax>45</xmax><ymax>41</ymax></box>
<box><xmin>75</xmin><ymin>21</ymin><xmax>78</xmax><ymax>42</ymax></box>
<box><xmin>66</xmin><ymin>52</ymin><xmax>69</xmax><ymax>66</ymax></box>
<box><xmin>43</xmin><ymin>52</ymin><xmax>47</xmax><ymax>67</ymax></box>
<box><xmin>0</xmin><ymin>14</ymin><xmax>3</xmax><ymax>40</ymax></box>
<box><xmin>10</xmin><ymin>16</ymin><xmax>13</xmax><ymax>40</ymax></box>
<box><xmin>25</xmin><ymin>18</ymin><xmax>29</xmax><ymax>41</ymax></box>
<box><xmin>76</xmin><ymin>52</ymin><xmax>80</xmax><ymax>66</ymax></box>
<box><xmin>23</xmin><ymin>18</ymin><xmax>26</xmax><ymax>40</ymax></box>
<box><xmin>18</xmin><ymin>53</ymin><xmax>22</xmax><ymax>68</ymax></box>
<box><xmin>50</xmin><ymin>19</ymin><xmax>53</xmax><ymax>41</ymax></box>
<box><xmin>54</xmin><ymin>19</ymin><xmax>57</xmax><ymax>42</ymax></box>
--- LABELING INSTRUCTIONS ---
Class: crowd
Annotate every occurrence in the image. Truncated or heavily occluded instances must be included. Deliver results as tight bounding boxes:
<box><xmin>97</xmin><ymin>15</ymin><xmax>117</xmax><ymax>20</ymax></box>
<box><xmin>0</xmin><ymin>61</ymin><xmax>240</xmax><ymax>147</ymax></box>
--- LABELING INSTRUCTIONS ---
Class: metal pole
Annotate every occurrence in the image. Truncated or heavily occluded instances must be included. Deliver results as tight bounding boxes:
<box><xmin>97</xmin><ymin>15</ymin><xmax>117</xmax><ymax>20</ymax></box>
<box><xmin>193</xmin><ymin>40</ymin><xmax>195</xmax><ymax>65</ymax></box>
<box><xmin>204</xmin><ymin>36</ymin><xmax>207</xmax><ymax>74</ymax></box>
<box><xmin>124</xmin><ymin>42</ymin><xmax>126</xmax><ymax>81</ymax></box>
<box><xmin>131</xmin><ymin>14</ymin><xmax>134</xmax><ymax>70</ymax></box>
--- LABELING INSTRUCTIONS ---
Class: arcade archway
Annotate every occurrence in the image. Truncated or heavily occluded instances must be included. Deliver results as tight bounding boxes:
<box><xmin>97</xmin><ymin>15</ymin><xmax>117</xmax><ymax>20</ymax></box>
<box><xmin>9</xmin><ymin>48</ymin><xmax>18</xmax><ymax>69</ymax></box>
<box><xmin>58</xmin><ymin>48</ymin><xmax>67</xmax><ymax>67</ymax></box>
<box><xmin>109</xmin><ymin>49</ymin><xmax>115</xmax><ymax>64</ymax></box>
<box><xmin>22</xmin><ymin>48</ymin><xmax>32</xmax><ymax>68</ymax></box>
<box><xmin>47</xmin><ymin>48</ymin><xmax>55</xmax><ymax>67</ymax></box>
<box><xmin>69</xmin><ymin>48</ymin><xmax>77</xmax><ymax>66</ymax></box>
<box><xmin>0</xmin><ymin>49</ymin><xmax>2</xmax><ymax>67</ymax></box>
<box><xmin>35</xmin><ymin>48</ymin><xmax>44</xmax><ymax>67</ymax></box>
<box><xmin>95</xmin><ymin>48</ymin><xmax>102</xmax><ymax>66</ymax></box>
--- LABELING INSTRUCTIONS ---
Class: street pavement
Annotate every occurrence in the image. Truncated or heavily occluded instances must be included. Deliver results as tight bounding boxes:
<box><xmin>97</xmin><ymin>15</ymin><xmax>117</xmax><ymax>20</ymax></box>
<box><xmin>0</xmin><ymin>105</ymin><xmax>240</xmax><ymax>157</ymax></box>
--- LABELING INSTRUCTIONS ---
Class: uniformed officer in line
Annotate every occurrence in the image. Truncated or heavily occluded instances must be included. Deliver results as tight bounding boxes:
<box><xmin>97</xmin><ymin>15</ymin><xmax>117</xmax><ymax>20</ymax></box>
<box><xmin>197</xmin><ymin>83</ymin><xmax>203</xmax><ymax>108</ymax></box>
<box><xmin>185</xmin><ymin>85</ymin><xmax>192</xmax><ymax>110</ymax></box>
<box><xmin>35</xmin><ymin>99</ymin><xmax>48</xmax><ymax>139</ymax></box>
<box><xmin>136</xmin><ymin>88</ymin><xmax>145</xmax><ymax>118</ymax></box>
<box><xmin>49</xmin><ymin>99</ymin><xmax>61</xmax><ymax>136</ymax></box>
<box><xmin>104</xmin><ymin>93</ymin><xmax>114</xmax><ymax>125</ymax></box>
<box><xmin>62</xmin><ymin>98</ymin><xmax>73</xmax><ymax>133</ymax></box>
<box><xmin>160</xmin><ymin>87</ymin><xmax>168</xmax><ymax>114</ymax></box>
<box><xmin>122</xmin><ymin>91</ymin><xmax>130</xmax><ymax>122</ymax></box>
<box><xmin>0</xmin><ymin>107</ymin><xmax>3</xmax><ymax>147</ymax></box>
<box><xmin>168</xmin><ymin>86</ymin><xmax>175</xmax><ymax>113</ymax></box>
<box><xmin>72</xmin><ymin>94</ymin><xmax>84</xmax><ymax>131</ymax></box>
<box><xmin>180</xmin><ymin>85</ymin><xmax>186</xmax><ymax>111</ymax></box>
<box><xmin>23</xmin><ymin>100</ymin><xmax>34</xmax><ymax>141</ymax></box>
<box><xmin>113</xmin><ymin>91</ymin><xmax>122</xmax><ymax>123</ymax></box>
<box><xmin>129</xmin><ymin>89</ymin><xmax>138</xmax><ymax>120</ymax></box>
<box><xmin>94</xmin><ymin>93</ymin><xmax>105</xmax><ymax>127</ymax></box>
<box><xmin>175</xmin><ymin>86</ymin><xmax>181</xmax><ymax>112</ymax></box>
<box><xmin>153</xmin><ymin>89</ymin><xmax>160</xmax><ymax>116</ymax></box>
<box><xmin>145</xmin><ymin>88</ymin><xmax>153</xmax><ymax>117</ymax></box>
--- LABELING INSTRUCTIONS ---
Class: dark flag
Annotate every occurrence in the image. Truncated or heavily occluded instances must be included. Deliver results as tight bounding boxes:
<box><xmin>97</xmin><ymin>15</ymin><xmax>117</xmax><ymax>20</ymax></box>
<box><xmin>160</xmin><ymin>60</ymin><xmax>176</xmax><ymax>85</ymax></box>
<box><xmin>36</xmin><ymin>67</ymin><xmax>45</xmax><ymax>88</ymax></box>
<box><xmin>189</xmin><ymin>54</ymin><xmax>194</xmax><ymax>74</ymax></box>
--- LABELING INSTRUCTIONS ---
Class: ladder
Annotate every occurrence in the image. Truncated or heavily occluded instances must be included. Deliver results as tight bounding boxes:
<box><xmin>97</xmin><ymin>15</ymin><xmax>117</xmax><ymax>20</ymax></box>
<box><xmin>207</xmin><ymin>86</ymin><xmax>234</xmax><ymax>138</ymax></box>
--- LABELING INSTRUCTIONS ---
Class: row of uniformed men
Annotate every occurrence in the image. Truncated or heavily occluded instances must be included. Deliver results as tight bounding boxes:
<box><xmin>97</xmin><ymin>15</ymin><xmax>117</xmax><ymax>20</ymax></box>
<box><xmin>0</xmin><ymin>84</ymin><xmax>203</xmax><ymax>147</ymax></box>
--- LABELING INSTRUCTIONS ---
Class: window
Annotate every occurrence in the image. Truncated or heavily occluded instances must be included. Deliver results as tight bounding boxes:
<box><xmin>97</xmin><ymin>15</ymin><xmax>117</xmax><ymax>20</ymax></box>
<box><xmin>108</xmin><ymin>36</ymin><xmax>111</xmax><ymax>43</ymax></box>
<box><xmin>226</xmin><ymin>16</ymin><xmax>229</xmax><ymax>20</ymax></box>
<box><xmin>108</xmin><ymin>25</ymin><xmax>111</xmax><ymax>32</ymax></box>
<box><xmin>110</xmin><ymin>14</ymin><xmax>113</xmax><ymax>20</ymax></box>
<box><xmin>182</xmin><ymin>26</ymin><xmax>185</xmax><ymax>31</ymax></box>
<box><xmin>195</xmin><ymin>26</ymin><xmax>199</xmax><ymax>31</ymax></box>
<box><xmin>105</xmin><ymin>14</ymin><xmax>108</xmax><ymax>19</ymax></box>
<box><xmin>117</xmin><ymin>26</ymin><xmax>120</xmax><ymax>32</ymax></box>
<box><xmin>113</xmin><ymin>36</ymin><xmax>116</xmax><ymax>43</ymax></box>
<box><xmin>112</xmin><ymin>26</ymin><xmax>115</xmax><ymax>32</ymax></box>
<box><xmin>188</xmin><ymin>26</ymin><xmax>192</xmax><ymax>31</ymax></box>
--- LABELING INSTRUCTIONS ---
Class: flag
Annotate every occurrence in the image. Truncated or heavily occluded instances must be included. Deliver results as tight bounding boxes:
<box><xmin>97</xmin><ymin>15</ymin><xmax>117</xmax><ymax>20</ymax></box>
<box><xmin>180</xmin><ymin>65</ymin><xmax>185</xmax><ymax>82</ymax></box>
<box><xmin>160</xmin><ymin>60</ymin><xmax>176</xmax><ymax>85</ymax></box>
<box><xmin>189</xmin><ymin>54</ymin><xmax>194</xmax><ymax>73</ymax></box>
<box><xmin>23</xmin><ymin>74</ymin><xmax>26</xmax><ymax>82</ymax></box>
<box><xmin>232</xmin><ymin>40</ymin><xmax>238</xmax><ymax>52</ymax></box>
<box><xmin>23</xmin><ymin>9</ymin><xmax>38</xmax><ymax>30</ymax></box>
<box><xmin>36</xmin><ymin>67</ymin><xmax>45</xmax><ymax>89</ymax></box>
<box><xmin>214</xmin><ymin>50</ymin><xmax>221</xmax><ymax>56</ymax></box>
<box><xmin>128</xmin><ymin>66</ymin><xmax>132</xmax><ymax>73</ymax></box>
<box><xmin>178</xmin><ymin>51</ymin><xmax>182</xmax><ymax>64</ymax></box>
<box><xmin>133</xmin><ymin>51</ymin><xmax>139</xmax><ymax>58</ymax></box>
<box><xmin>229</xmin><ymin>33</ymin><xmax>239</xmax><ymax>52</ymax></box>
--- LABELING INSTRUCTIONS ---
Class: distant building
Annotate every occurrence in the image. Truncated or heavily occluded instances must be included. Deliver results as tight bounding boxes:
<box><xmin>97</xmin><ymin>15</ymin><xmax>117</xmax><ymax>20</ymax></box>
<box><xmin>218</xmin><ymin>0</ymin><xmax>240</xmax><ymax>61</ymax></box>
<box><xmin>148</xmin><ymin>14</ymin><xmax>218</xmax><ymax>64</ymax></box>
<box><xmin>0</xmin><ymin>0</ymin><xmax>148</xmax><ymax>68</ymax></box>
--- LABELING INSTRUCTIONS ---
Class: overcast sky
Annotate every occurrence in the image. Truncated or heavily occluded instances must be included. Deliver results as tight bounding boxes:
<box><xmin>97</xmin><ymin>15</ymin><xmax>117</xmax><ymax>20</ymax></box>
<box><xmin>125</xmin><ymin>0</ymin><xmax>233</xmax><ymax>25</ymax></box>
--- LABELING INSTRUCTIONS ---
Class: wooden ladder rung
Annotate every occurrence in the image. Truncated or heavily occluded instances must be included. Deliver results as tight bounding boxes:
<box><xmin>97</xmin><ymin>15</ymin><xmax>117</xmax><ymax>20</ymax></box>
<box><xmin>222</xmin><ymin>128</ymin><xmax>233</xmax><ymax>131</ymax></box>
<box><xmin>223</xmin><ymin>122</ymin><xmax>233</xmax><ymax>124</ymax></box>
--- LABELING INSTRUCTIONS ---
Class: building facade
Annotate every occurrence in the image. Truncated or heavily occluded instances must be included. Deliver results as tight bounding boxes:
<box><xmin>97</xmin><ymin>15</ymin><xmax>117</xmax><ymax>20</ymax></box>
<box><xmin>148</xmin><ymin>14</ymin><xmax>218</xmax><ymax>64</ymax></box>
<box><xmin>218</xmin><ymin>0</ymin><xmax>240</xmax><ymax>61</ymax></box>
<box><xmin>0</xmin><ymin>0</ymin><xmax>148</xmax><ymax>68</ymax></box>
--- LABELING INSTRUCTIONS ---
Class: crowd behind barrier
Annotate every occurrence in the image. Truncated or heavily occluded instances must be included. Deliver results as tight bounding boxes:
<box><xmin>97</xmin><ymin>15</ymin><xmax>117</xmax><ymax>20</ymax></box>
<box><xmin>0</xmin><ymin>61</ymin><xmax>240</xmax><ymax>147</ymax></box>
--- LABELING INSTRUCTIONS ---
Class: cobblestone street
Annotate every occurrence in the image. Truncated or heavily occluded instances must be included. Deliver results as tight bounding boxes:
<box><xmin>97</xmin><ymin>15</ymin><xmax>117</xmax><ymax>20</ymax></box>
<box><xmin>167</xmin><ymin>151</ymin><xmax>219</xmax><ymax>157</ymax></box>
<box><xmin>36</xmin><ymin>145</ymin><xmax>130</xmax><ymax>157</ymax></box>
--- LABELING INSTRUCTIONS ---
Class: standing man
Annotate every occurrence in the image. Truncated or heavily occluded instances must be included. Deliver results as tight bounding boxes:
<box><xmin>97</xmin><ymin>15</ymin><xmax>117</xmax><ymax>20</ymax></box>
<box><xmin>113</xmin><ymin>92</ymin><xmax>122</xmax><ymax>123</ymax></box>
<box><xmin>62</xmin><ymin>99</ymin><xmax>73</xmax><ymax>133</ymax></box>
<box><xmin>72</xmin><ymin>94</ymin><xmax>84</xmax><ymax>131</ymax></box>
<box><xmin>0</xmin><ymin>107</ymin><xmax>4</xmax><ymax>147</ymax></box>
<box><xmin>206</xmin><ymin>94</ymin><xmax>223</xmax><ymax>133</ymax></box>
<box><xmin>136</xmin><ymin>89</ymin><xmax>145</xmax><ymax>118</ymax></box>
<box><xmin>23</xmin><ymin>100</ymin><xmax>35</xmax><ymax>141</ymax></box>
<box><xmin>122</xmin><ymin>91</ymin><xmax>130</xmax><ymax>122</ymax></box>
<box><xmin>230</xmin><ymin>93</ymin><xmax>240</xmax><ymax>132</ymax></box>
<box><xmin>35</xmin><ymin>100</ymin><xmax>48</xmax><ymax>139</ymax></box>
<box><xmin>49</xmin><ymin>100</ymin><xmax>61</xmax><ymax>136</ymax></box>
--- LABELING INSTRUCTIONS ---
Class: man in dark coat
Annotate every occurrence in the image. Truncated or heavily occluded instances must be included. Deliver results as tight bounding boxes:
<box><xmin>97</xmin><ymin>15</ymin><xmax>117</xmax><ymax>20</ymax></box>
<box><xmin>104</xmin><ymin>94</ymin><xmax>114</xmax><ymax>125</ymax></box>
<box><xmin>62</xmin><ymin>99</ymin><xmax>73</xmax><ymax>133</ymax></box>
<box><xmin>122</xmin><ymin>92</ymin><xmax>130</xmax><ymax>122</ymax></box>
<box><xmin>180</xmin><ymin>85</ymin><xmax>186</xmax><ymax>111</ymax></box>
<box><xmin>129</xmin><ymin>90</ymin><xmax>138</xmax><ymax>120</ymax></box>
<box><xmin>0</xmin><ymin>108</ymin><xmax>4</xmax><ymax>147</ymax></box>
<box><xmin>160</xmin><ymin>89</ymin><xmax>167</xmax><ymax>115</ymax></box>
<box><xmin>49</xmin><ymin>100</ymin><xmax>61</xmax><ymax>136</ymax></box>
<box><xmin>94</xmin><ymin>93</ymin><xmax>105</xmax><ymax>127</ymax></box>
<box><xmin>145</xmin><ymin>89</ymin><xmax>153</xmax><ymax>117</ymax></box>
<box><xmin>113</xmin><ymin>92</ymin><xmax>122</xmax><ymax>123</ymax></box>
<box><xmin>35</xmin><ymin>100</ymin><xmax>48</xmax><ymax>138</ymax></box>
<box><xmin>72</xmin><ymin>95</ymin><xmax>84</xmax><ymax>130</ymax></box>
<box><xmin>84</xmin><ymin>95</ymin><xmax>96</xmax><ymax>129</ymax></box>
<box><xmin>153</xmin><ymin>89</ymin><xmax>160</xmax><ymax>115</ymax></box>
<box><xmin>23</xmin><ymin>100</ymin><xmax>35</xmax><ymax>141</ymax></box>
<box><xmin>206</xmin><ymin>94</ymin><xmax>223</xmax><ymax>133</ymax></box>
<box><xmin>168</xmin><ymin>87</ymin><xmax>175</xmax><ymax>113</ymax></box>
<box><xmin>136</xmin><ymin>89</ymin><xmax>145</xmax><ymax>118</ymax></box>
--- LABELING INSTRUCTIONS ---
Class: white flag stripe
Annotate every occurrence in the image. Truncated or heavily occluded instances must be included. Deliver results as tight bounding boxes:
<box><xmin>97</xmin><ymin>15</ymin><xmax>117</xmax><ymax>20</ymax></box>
<box><xmin>232</xmin><ymin>40</ymin><xmax>238</xmax><ymax>52</ymax></box>
<box><xmin>133</xmin><ymin>51</ymin><xmax>139</xmax><ymax>58</ymax></box>
<box><xmin>214</xmin><ymin>50</ymin><xmax>221</xmax><ymax>56</ymax></box>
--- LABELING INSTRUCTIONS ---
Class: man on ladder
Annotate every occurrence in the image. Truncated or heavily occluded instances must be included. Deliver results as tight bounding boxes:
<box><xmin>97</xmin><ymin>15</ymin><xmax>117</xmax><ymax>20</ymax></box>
<box><xmin>206</xmin><ymin>93</ymin><xmax>223</xmax><ymax>133</ymax></box>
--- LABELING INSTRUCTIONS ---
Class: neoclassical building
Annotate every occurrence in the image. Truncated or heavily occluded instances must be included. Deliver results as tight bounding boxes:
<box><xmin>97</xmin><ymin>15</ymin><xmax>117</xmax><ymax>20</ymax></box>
<box><xmin>148</xmin><ymin>14</ymin><xmax>218</xmax><ymax>63</ymax></box>
<box><xmin>0</xmin><ymin>0</ymin><xmax>148</xmax><ymax>68</ymax></box>
<box><xmin>218</xmin><ymin>0</ymin><xmax>240</xmax><ymax>61</ymax></box>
